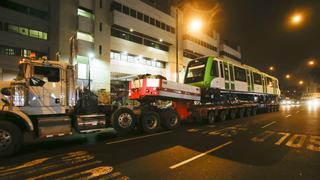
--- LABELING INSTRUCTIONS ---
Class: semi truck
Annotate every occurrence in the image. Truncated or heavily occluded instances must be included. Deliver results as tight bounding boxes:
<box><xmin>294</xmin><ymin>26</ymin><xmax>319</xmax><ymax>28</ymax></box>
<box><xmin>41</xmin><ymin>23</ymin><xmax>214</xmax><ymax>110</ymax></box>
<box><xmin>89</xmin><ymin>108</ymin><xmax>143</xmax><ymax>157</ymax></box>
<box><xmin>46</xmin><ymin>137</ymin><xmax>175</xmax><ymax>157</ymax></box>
<box><xmin>0</xmin><ymin>54</ymin><xmax>279</xmax><ymax>158</ymax></box>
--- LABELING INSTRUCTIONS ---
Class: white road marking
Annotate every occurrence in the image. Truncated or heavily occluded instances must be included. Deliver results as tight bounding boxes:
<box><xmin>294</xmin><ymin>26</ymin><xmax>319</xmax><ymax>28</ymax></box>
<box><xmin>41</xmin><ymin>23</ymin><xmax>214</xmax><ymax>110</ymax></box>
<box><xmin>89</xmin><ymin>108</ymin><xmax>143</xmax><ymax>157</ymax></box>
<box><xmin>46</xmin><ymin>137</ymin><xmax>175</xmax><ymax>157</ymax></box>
<box><xmin>285</xmin><ymin>114</ymin><xmax>292</xmax><ymax>118</ymax></box>
<box><xmin>106</xmin><ymin>131</ymin><xmax>172</xmax><ymax>145</ymax></box>
<box><xmin>261</xmin><ymin>121</ymin><xmax>277</xmax><ymax>128</ymax></box>
<box><xmin>169</xmin><ymin>141</ymin><xmax>233</xmax><ymax>169</ymax></box>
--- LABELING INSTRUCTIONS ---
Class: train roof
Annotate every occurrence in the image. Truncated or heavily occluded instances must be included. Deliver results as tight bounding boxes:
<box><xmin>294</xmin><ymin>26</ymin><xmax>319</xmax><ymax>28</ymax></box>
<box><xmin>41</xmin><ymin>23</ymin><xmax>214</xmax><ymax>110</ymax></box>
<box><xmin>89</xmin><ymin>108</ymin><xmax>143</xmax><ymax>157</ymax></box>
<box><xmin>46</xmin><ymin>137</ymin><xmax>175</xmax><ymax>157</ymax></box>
<box><xmin>206</xmin><ymin>56</ymin><xmax>278</xmax><ymax>81</ymax></box>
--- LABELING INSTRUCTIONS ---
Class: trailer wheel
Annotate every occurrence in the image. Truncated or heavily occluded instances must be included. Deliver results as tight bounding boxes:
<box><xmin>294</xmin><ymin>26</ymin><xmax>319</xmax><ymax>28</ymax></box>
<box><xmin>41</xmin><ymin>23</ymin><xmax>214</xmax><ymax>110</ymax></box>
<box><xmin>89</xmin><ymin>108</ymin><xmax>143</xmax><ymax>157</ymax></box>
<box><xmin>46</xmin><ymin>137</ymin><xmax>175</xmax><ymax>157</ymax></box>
<box><xmin>207</xmin><ymin>111</ymin><xmax>216</xmax><ymax>124</ymax></box>
<box><xmin>111</xmin><ymin>108</ymin><xmax>136</xmax><ymax>133</ymax></box>
<box><xmin>160</xmin><ymin>108</ymin><xmax>180</xmax><ymax>130</ymax></box>
<box><xmin>252</xmin><ymin>108</ymin><xmax>257</xmax><ymax>116</ymax></box>
<box><xmin>0</xmin><ymin>121</ymin><xmax>22</xmax><ymax>158</ymax></box>
<box><xmin>245</xmin><ymin>108</ymin><xmax>252</xmax><ymax>117</ymax></box>
<box><xmin>219</xmin><ymin>110</ymin><xmax>227</xmax><ymax>121</ymax></box>
<box><xmin>238</xmin><ymin>108</ymin><xmax>245</xmax><ymax>118</ymax></box>
<box><xmin>229</xmin><ymin>109</ymin><xmax>236</xmax><ymax>120</ymax></box>
<box><xmin>140</xmin><ymin>111</ymin><xmax>160</xmax><ymax>134</ymax></box>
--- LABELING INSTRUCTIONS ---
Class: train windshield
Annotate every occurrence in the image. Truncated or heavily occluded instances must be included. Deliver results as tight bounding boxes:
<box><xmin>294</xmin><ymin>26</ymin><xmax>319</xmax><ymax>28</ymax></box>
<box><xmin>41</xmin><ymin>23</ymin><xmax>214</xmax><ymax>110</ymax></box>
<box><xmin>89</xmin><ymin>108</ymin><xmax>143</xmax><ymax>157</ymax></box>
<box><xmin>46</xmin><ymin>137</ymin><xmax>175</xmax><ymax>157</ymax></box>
<box><xmin>184</xmin><ymin>57</ymin><xmax>208</xmax><ymax>83</ymax></box>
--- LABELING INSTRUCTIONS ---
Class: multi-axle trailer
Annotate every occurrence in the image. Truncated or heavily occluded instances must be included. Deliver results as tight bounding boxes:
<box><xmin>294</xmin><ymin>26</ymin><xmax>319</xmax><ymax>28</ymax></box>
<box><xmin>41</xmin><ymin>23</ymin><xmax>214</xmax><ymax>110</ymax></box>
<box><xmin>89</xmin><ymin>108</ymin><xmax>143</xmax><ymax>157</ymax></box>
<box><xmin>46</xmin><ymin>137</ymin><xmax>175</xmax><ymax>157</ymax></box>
<box><xmin>0</xmin><ymin>56</ymin><xmax>279</xmax><ymax>158</ymax></box>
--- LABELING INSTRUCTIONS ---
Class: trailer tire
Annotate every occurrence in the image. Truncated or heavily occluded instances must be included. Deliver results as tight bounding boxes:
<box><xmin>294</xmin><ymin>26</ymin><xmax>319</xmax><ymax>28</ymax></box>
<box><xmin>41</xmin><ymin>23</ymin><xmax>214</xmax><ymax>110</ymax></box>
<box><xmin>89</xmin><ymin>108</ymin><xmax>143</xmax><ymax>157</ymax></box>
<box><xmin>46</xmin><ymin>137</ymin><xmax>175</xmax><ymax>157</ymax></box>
<box><xmin>0</xmin><ymin>121</ymin><xmax>22</xmax><ymax>158</ymax></box>
<box><xmin>111</xmin><ymin>108</ymin><xmax>136</xmax><ymax>133</ymax></box>
<box><xmin>207</xmin><ymin>111</ymin><xmax>216</xmax><ymax>124</ymax></box>
<box><xmin>160</xmin><ymin>108</ymin><xmax>180</xmax><ymax>130</ymax></box>
<box><xmin>252</xmin><ymin>108</ymin><xmax>257</xmax><ymax>116</ymax></box>
<box><xmin>238</xmin><ymin>108</ymin><xmax>245</xmax><ymax>118</ymax></box>
<box><xmin>140</xmin><ymin>111</ymin><xmax>160</xmax><ymax>134</ymax></box>
<box><xmin>229</xmin><ymin>110</ymin><xmax>236</xmax><ymax>120</ymax></box>
<box><xmin>219</xmin><ymin>110</ymin><xmax>227</xmax><ymax>121</ymax></box>
<box><xmin>245</xmin><ymin>108</ymin><xmax>252</xmax><ymax>117</ymax></box>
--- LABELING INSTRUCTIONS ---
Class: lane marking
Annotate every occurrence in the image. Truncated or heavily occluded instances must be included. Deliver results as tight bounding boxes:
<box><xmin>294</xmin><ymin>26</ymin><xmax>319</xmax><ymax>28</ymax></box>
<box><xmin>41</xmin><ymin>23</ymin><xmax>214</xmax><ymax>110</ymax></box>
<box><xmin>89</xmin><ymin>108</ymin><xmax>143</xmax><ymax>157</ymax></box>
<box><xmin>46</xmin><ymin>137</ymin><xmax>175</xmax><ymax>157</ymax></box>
<box><xmin>106</xmin><ymin>131</ymin><xmax>172</xmax><ymax>145</ymax></box>
<box><xmin>285</xmin><ymin>114</ymin><xmax>291</xmax><ymax>118</ymax></box>
<box><xmin>251</xmin><ymin>131</ymin><xmax>275</xmax><ymax>142</ymax></box>
<box><xmin>169</xmin><ymin>141</ymin><xmax>232</xmax><ymax>169</ymax></box>
<box><xmin>261</xmin><ymin>121</ymin><xmax>277</xmax><ymax>128</ymax></box>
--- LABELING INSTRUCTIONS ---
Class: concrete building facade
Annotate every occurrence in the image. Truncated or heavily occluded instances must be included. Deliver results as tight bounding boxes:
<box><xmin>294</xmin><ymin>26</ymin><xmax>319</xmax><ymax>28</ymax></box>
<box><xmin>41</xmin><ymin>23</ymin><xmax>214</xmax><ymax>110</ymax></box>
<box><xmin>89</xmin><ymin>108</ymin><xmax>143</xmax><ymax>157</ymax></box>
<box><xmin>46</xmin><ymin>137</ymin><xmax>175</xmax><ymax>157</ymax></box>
<box><xmin>0</xmin><ymin>0</ymin><xmax>242</xmax><ymax>102</ymax></box>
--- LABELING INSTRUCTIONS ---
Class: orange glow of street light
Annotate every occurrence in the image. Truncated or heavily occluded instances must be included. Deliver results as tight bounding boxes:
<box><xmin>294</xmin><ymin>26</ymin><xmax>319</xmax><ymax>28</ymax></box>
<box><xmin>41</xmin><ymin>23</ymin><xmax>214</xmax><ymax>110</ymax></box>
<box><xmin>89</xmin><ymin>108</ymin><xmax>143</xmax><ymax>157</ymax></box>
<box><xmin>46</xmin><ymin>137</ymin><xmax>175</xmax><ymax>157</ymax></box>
<box><xmin>298</xmin><ymin>80</ymin><xmax>304</xmax><ymax>85</ymax></box>
<box><xmin>291</xmin><ymin>14</ymin><xmax>302</xmax><ymax>25</ymax></box>
<box><xmin>189</xmin><ymin>18</ymin><xmax>203</xmax><ymax>33</ymax></box>
<box><xmin>269</xmin><ymin>66</ymin><xmax>274</xmax><ymax>71</ymax></box>
<box><xmin>308</xmin><ymin>60</ymin><xmax>315</xmax><ymax>66</ymax></box>
<box><xmin>285</xmin><ymin>74</ymin><xmax>291</xmax><ymax>79</ymax></box>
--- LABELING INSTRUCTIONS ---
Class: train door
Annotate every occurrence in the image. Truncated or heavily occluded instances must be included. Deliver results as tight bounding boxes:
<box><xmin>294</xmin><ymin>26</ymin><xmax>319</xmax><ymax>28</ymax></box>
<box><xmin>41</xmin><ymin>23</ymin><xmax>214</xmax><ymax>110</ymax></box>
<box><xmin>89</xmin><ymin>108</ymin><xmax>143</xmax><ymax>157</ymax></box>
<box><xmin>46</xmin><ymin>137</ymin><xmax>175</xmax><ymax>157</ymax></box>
<box><xmin>262</xmin><ymin>76</ymin><xmax>267</xmax><ymax>93</ymax></box>
<box><xmin>218</xmin><ymin>61</ymin><xmax>225</xmax><ymax>89</ymax></box>
<box><xmin>246</xmin><ymin>69</ymin><xmax>253</xmax><ymax>92</ymax></box>
<box><xmin>229</xmin><ymin>64</ymin><xmax>235</xmax><ymax>90</ymax></box>
<box><xmin>223</xmin><ymin>62</ymin><xmax>231</xmax><ymax>90</ymax></box>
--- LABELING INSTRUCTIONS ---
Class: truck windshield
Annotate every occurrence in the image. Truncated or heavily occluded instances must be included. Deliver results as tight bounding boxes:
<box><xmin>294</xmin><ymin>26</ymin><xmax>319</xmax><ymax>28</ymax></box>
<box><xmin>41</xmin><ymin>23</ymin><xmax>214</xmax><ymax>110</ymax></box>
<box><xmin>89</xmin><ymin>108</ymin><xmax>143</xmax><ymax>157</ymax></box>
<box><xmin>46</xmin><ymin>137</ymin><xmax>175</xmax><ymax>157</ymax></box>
<box><xmin>184</xmin><ymin>57</ymin><xmax>208</xmax><ymax>83</ymax></box>
<box><xmin>16</xmin><ymin>64</ymin><xmax>27</xmax><ymax>80</ymax></box>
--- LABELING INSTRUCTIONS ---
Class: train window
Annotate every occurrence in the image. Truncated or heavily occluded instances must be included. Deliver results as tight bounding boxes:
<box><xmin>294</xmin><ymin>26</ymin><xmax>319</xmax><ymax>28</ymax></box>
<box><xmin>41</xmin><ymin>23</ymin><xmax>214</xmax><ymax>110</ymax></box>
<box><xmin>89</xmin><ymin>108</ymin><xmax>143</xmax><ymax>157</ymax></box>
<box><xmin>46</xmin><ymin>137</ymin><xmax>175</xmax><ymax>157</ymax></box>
<box><xmin>210</xmin><ymin>61</ymin><xmax>219</xmax><ymax>77</ymax></box>
<box><xmin>219</xmin><ymin>61</ymin><xmax>224</xmax><ymax>78</ymax></box>
<box><xmin>230</xmin><ymin>65</ymin><xmax>234</xmax><ymax>81</ymax></box>
<box><xmin>266</xmin><ymin>77</ymin><xmax>273</xmax><ymax>87</ymax></box>
<box><xmin>234</xmin><ymin>66</ymin><xmax>246</xmax><ymax>82</ymax></box>
<box><xmin>253</xmin><ymin>73</ymin><xmax>262</xmax><ymax>85</ymax></box>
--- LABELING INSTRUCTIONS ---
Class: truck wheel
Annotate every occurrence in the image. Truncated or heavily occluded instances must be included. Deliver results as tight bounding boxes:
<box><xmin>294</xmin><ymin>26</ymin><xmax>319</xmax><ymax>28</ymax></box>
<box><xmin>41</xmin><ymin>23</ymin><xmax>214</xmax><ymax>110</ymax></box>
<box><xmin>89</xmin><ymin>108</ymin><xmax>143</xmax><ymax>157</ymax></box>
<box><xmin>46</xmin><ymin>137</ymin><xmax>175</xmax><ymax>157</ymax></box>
<box><xmin>111</xmin><ymin>108</ymin><xmax>136</xmax><ymax>133</ymax></box>
<box><xmin>219</xmin><ymin>110</ymin><xmax>227</xmax><ymax>121</ymax></box>
<box><xmin>160</xmin><ymin>108</ymin><xmax>180</xmax><ymax>130</ymax></box>
<box><xmin>140</xmin><ymin>111</ymin><xmax>160</xmax><ymax>134</ymax></box>
<box><xmin>252</xmin><ymin>108</ymin><xmax>257</xmax><ymax>116</ymax></box>
<box><xmin>229</xmin><ymin>110</ymin><xmax>236</xmax><ymax>120</ymax></box>
<box><xmin>207</xmin><ymin>111</ymin><xmax>216</xmax><ymax>124</ymax></box>
<box><xmin>238</xmin><ymin>108</ymin><xmax>245</xmax><ymax>118</ymax></box>
<box><xmin>245</xmin><ymin>108</ymin><xmax>252</xmax><ymax>117</ymax></box>
<box><xmin>0</xmin><ymin>121</ymin><xmax>22</xmax><ymax>158</ymax></box>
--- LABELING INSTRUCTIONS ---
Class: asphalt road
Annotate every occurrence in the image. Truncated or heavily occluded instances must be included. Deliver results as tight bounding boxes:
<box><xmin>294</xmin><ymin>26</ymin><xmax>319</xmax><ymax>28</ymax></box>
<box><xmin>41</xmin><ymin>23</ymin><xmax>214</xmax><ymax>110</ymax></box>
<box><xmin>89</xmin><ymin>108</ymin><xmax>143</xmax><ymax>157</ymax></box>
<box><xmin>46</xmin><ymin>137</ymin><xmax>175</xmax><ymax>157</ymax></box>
<box><xmin>1</xmin><ymin>104</ymin><xmax>320</xmax><ymax>179</ymax></box>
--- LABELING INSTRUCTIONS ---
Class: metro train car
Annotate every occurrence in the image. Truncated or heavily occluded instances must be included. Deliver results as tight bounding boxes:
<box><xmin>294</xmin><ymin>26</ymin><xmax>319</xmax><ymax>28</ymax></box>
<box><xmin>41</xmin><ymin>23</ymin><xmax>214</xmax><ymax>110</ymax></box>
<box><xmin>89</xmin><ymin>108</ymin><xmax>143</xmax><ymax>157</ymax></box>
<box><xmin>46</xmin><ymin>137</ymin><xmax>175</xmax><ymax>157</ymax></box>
<box><xmin>184</xmin><ymin>56</ymin><xmax>280</xmax><ymax>103</ymax></box>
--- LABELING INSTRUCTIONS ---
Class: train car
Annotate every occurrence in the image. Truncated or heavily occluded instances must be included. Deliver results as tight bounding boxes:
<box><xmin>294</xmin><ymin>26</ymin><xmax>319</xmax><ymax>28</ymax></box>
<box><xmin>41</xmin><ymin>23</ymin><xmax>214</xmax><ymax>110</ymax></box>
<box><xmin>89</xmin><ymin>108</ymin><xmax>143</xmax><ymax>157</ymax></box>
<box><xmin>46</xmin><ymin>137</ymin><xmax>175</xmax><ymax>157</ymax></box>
<box><xmin>184</xmin><ymin>56</ymin><xmax>280</xmax><ymax>103</ymax></box>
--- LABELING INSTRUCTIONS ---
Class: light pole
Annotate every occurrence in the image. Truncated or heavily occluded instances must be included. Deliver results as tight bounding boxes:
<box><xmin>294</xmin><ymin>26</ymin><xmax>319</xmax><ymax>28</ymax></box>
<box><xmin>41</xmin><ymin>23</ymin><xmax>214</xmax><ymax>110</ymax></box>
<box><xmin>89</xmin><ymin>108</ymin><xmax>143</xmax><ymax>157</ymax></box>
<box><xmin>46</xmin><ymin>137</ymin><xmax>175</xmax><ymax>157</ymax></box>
<box><xmin>175</xmin><ymin>8</ymin><xmax>179</xmax><ymax>82</ymax></box>
<box><xmin>88</xmin><ymin>52</ymin><xmax>94</xmax><ymax>90</ymax></box>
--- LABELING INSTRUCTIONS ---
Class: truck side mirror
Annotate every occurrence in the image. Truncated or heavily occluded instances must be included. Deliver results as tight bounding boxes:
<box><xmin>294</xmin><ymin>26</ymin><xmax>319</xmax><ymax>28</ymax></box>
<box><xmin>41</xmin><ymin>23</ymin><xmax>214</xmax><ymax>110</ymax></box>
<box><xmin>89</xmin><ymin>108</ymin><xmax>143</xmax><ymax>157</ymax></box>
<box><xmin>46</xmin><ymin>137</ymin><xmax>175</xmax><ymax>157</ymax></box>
<box><xmin>30</xmin><ymin>77</ymin><xmax>46</xmax><ymax>87</ymax></box>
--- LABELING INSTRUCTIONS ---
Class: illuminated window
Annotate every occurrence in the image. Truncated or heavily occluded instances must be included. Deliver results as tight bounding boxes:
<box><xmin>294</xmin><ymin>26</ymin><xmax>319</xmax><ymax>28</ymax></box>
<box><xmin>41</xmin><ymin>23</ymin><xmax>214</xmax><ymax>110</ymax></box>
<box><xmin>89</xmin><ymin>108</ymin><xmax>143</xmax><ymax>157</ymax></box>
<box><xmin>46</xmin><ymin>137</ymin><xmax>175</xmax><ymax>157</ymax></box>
<box><xmin>77</xmin><ymin>8</ymin><xmax>95</xmax><ymax>19</ymax></box>
<box><xmin>77</xmin><ymin>32</ymin><xmax>94</xmax><ymax>42</ymax></box>
<box><xmin>29</xmin><ymin>29</ymin><xmax>47</xmax><ymax>40</ymax></box>
<box><xmin>8</xmin><ymin>24</ymin><xmax>18</xmax><ymax>33</ymax></box>
<box><xmin>77</xmin><ymin>63</ymin><xmax>88</xmax><ymax>79</ymax></box>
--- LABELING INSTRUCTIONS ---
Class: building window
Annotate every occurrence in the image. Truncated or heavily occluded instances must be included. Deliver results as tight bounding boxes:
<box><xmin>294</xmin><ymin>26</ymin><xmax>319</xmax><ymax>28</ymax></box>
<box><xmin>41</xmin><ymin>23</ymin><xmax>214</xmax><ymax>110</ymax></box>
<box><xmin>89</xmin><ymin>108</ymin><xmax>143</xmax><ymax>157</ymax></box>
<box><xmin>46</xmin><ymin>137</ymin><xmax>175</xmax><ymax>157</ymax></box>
<box><xmin>130</xmin><ymin>9</ymin><xmax>136</xmax><ymax>18</ymax></box>
<box><xmin>5</xmin><ymin>23</ymin><xmax>47</xmax><ymax>40</ymax></box>
<box><xmin>99</xmin><ymin>0</ymin><xmax>102</xmax><ymax>8</ymax></box>
<box><xmin>99</xmin><ymin>23</ymin><xmax>102</xmax><ymax>31</ymax></box>
<box><xmin>99</xmin><ymin>45</ymin><xmax>102</xmax><ymax>55</ymax></box>
<box><xmin>161</xmin><ymin>23</ymin><xmax>165</xmax><ymax>30</ymax></box>
<box><xmin>156</xmin><ymin>20</ymin><xmax>161</xmax><ymax>28</ymax></box>
<box><xmin>137</xmin><ymin>12</ymin><xmax>143</xmax><ymax>20</ymax></box>
<box><xmin>150</xmin><ymin>17</ymin><xmax>155</xmax><ymax>25</ymax></box>
<box><xmin>0</xmin><ymin>0</ymin><xmax>48</xmax><ymax>20</ymax></box>
<box><xmin>0</xmin><ymin>45</ymin><xmax>47</xmax><ymax>58</ymax></box>
<box><xmin>77</xmin><ymin>7</ymin><xmax>95</xmax><ymax>19</ymax></box>
<box><xmin>111</xmin><ymin>1</ymin><xmax>122</xmax><ymax>11</ymax></box>
<box><xmin>143</xmin><ymin>15</ymin><xmax>149</xmax><ymax>23</ymax></box>
<box><xmin>110</xmin><ymin>50</ymin><xmax>166</xmax><ymax>68</ymax></box>
<box><xmin>77</xmin><ymin>31</ymin><xmax>94</xmax><ymax>42</ymax></box>
<box><xmin>123</xmin><ymin>5</ymin><xmax>129</xmax><ymax>15</ymax></box>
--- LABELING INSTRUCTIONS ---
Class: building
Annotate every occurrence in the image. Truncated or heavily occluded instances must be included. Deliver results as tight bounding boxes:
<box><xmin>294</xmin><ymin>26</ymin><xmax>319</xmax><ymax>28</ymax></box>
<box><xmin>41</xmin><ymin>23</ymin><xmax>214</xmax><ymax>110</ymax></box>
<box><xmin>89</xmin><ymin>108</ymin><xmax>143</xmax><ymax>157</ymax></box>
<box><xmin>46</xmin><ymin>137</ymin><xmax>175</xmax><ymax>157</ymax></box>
<box><xmin>0</xmin><ymin>0</ymin><xmax>242</xmax><ymax>103</ymax></box>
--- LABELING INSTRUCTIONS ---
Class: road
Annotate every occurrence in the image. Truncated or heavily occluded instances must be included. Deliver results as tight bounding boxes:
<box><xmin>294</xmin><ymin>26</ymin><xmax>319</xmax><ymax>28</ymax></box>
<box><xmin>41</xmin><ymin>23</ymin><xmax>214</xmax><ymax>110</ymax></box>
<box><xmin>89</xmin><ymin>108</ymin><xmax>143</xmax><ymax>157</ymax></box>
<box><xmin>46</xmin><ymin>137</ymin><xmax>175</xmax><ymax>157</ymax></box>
<box><xmin>0</xmin><ymin>105</ymin><xmax>320</xmax><ymax>179</ymax></box>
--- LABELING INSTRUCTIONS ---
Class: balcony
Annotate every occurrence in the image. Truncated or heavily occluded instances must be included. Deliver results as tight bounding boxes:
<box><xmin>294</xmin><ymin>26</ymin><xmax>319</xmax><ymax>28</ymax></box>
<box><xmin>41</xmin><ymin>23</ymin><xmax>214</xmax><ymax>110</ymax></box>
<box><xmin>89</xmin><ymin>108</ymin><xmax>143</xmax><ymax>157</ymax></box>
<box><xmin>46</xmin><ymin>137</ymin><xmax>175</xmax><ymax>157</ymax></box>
<box><xmin>78</xmin><ymin>16</ymin><xmax>94</xmax><ymax>34</ymax></box>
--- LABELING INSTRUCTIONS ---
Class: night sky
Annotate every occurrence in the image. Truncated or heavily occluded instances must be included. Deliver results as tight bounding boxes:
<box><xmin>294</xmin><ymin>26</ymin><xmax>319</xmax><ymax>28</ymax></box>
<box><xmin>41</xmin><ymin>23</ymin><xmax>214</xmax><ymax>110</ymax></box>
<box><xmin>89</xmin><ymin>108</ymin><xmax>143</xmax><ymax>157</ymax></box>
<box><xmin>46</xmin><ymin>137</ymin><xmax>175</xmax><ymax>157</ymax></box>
<box><xmin>180</xmin><ymin>0</ymin><xmax>320</xmax><ymax>89</ymax></box>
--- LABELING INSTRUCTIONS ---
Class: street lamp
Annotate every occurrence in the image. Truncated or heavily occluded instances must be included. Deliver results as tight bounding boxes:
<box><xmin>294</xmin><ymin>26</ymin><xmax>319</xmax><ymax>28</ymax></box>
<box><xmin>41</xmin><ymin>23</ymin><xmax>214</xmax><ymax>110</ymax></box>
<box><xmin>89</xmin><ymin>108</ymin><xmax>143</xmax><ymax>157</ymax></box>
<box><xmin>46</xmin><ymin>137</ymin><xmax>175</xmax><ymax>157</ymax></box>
<box><xmin>269</xmin><ymin>66</ymin><xmax>274</xmax><ymax>71</ymax></box>
<box><xmin>88</xmin><ymin>52</ymin><xmax>95</xmax><ymax>90</ymax></box>
<box><xmin>308</xmin><ymin>60</ymin><xmax>315</xmax><ymax>66</ymax></box>
<box><xmin>291</xmin><ymin>14</ymin><xmax>302</xmax><ymax>25</ymax></box>
<box><xmin>298</xmin><ymin>80</ymin><xmax>304</xmax><ymax>85</ymax></box>
<box><xmin>285</xmin><ymin>74</ymin><xmax>291</xmax><ymax>79</ymax></box>
<box><xmin>188</xmin><ymin>18</ymin><xmax>203</xmax><ymax>33</ymax></box>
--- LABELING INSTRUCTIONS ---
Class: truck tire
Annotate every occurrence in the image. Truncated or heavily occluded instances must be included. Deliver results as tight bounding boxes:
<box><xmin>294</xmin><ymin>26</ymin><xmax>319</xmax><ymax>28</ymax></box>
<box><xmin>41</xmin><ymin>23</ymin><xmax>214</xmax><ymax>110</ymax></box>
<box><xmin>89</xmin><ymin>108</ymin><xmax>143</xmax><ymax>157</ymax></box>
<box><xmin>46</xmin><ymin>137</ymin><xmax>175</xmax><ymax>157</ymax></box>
<box><xmin>229</xmin><ymin>109</ymin><xmax>236</xmax><ymax>120</ymax></box>
<box><xmin>0</xmin><ymin>121</ymin><xmax>22</xmax><ymax>158</ymax></box>
<box><xmin>140</xmin><ymin>111</ymin><xmax>160</xmax><ymax>134</ymax></box>
<box><xmin>238</xmin><ymin>108</ymin><xmax>245</xmax><ymax>118</ymax></box>
<box><xmin>245</xmin><ymin>108</ymin><xmax>252</xmax><ymax>117</ymax></box>
<box><xmin>219</xmin><ymin>110</ymin><xmax>227</xmax><ymax>121</ymax></box>
<box><xmin>111</xmin><ymin>108</ymin><xmax>136</xmax><ymax>133</ymax></box>
<box><xmin>207</xmin><ymin>111</ymin><xmax>216</xmax><ymax>124</ymax></box>
<box><xmin>160</xmin><ymin>108</ymin><xmax>180</xmax><ymax>130</ymax></box>
<box><xmin>252</xmin><ymin>108</ymin><xmax>257</xmax><ymax>116</ymax></box>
